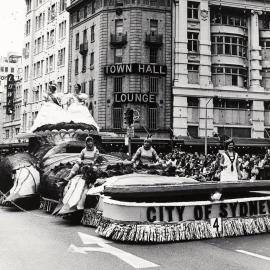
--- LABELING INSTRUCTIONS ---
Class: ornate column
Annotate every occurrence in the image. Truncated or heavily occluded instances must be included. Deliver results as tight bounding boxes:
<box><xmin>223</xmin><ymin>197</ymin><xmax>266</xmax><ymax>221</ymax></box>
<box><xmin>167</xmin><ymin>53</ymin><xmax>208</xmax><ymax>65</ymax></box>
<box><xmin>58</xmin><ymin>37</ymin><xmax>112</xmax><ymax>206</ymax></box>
<box><xmin>174</xmin><ymin>0</ymin><xmax>188</xmax><ymax>85</ymax></box>
<box><xmin>249</xmin><ymin>10</ymin><xmax>263</xmax><ymax>91</ymax></box>
<box><xmin>199</xmin><ymin>0</ymin><xmax>212</xmax><ymax>88</ymax></box>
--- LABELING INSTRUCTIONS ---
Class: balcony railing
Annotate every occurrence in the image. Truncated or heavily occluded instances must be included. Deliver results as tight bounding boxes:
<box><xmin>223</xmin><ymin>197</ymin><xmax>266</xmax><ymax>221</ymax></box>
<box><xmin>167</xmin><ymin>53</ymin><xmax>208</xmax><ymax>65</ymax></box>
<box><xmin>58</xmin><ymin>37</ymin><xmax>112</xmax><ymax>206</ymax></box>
<box><xmin>110</xmin><ymin>33</ymin><xmax>127</xmax><ymax>47</ymax></box>
<box><xmin>187</xmin><ymin>107</ymin><xmax>199</xmax><ymax>123</ymax></box>
<box><xmin>79</xmin><ymin>42</ymin><xmax>88</xmax><ymax>55</ymax></box>
<box><xmin>213</xmin><ymin>108</ymin><xmax>251</xmax><ymax>125</ymax></box>
<box><xmin>145</xmin><ymin>33</ymin><xmax>163</xmax><ymax>47</ymax></box>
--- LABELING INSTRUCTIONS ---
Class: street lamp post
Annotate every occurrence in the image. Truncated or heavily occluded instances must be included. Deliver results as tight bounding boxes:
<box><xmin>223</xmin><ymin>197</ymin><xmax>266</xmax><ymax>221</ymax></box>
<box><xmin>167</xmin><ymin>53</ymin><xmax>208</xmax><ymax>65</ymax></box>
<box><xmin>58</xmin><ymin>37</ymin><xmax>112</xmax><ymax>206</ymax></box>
<box><xmin>205</xmin><ymin>97</ymin><xmax>214</xmax><ymax>156</ymax></box>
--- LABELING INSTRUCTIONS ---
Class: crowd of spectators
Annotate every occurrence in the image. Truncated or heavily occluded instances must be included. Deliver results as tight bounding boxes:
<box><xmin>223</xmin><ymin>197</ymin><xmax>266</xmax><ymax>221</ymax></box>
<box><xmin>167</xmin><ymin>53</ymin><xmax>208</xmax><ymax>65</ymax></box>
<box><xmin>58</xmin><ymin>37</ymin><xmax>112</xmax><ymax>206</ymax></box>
<box><xmin>159</xmin><ymin>149</ymin><xmax>270</xmax><ymax>181</ymax></box>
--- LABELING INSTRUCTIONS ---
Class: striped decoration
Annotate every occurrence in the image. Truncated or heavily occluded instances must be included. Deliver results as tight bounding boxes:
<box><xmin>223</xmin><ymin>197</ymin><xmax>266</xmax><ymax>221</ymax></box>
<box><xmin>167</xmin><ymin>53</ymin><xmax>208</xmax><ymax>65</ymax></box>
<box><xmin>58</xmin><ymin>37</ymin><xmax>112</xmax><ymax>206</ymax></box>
<box><xmin>95</xmin><ymin>215</ymin><xmax>270</xmax><ymax>243</ymax></box>
<box><xmin>81</xmin><ymin>208</ymin><xmax>103</xmax><ymax>227</ymax></box>
<box><xmin>40</xmin><ymin>197</ymin><xmax>59</xmax><ymax>213</ymax></box>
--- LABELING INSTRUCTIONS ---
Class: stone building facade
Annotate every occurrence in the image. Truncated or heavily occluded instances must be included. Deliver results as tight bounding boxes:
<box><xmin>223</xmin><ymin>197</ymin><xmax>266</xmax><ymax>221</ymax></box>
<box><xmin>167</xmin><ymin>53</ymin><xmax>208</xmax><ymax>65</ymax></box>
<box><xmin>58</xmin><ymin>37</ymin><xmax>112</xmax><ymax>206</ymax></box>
<box><xmin>67</xmin><ymin>0</ymin><xmax>172</xmax><ymax>138</ymax></box>
<box><xmin>21</xmin><ymin>0</ymin><xmax>70</xmax><ymax>133</ymax></box>
<box><xmin>173</xmin><ymin>0</ymin><xmax>270</xmax><ymax>140</ymax></box>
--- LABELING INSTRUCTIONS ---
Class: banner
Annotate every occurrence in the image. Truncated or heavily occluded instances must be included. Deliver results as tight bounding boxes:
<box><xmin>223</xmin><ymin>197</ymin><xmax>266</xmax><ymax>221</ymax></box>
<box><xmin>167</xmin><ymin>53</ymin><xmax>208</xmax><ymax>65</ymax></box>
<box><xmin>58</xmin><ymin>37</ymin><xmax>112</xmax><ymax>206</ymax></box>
<box><xmin>6</xmin><ymin>74</ymin><xmax>15</xmax><ymax>115</ymax></box>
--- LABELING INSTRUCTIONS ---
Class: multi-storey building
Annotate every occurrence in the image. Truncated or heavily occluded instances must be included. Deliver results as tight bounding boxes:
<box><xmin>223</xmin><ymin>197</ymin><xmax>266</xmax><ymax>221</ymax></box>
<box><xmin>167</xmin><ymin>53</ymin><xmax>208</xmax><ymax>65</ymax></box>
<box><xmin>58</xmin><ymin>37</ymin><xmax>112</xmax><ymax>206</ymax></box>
<box><xmin>0</xmin><ymin>53</ymin><xmax>23</xmax><ymax>143</ymax></box>
<box><xmin>173</xmin><ymin>0</ymin><xmax>270</xmax><ymax>143</ymax></box>
<box><xmin>67</xmin><ymin>0</ymin><xmax>172</xmax><ymax>138</ymax></box>
<box><xmin>21</xmin><ymin>0</ymin><xmax>70</xmax><ymax>133</ymax></box>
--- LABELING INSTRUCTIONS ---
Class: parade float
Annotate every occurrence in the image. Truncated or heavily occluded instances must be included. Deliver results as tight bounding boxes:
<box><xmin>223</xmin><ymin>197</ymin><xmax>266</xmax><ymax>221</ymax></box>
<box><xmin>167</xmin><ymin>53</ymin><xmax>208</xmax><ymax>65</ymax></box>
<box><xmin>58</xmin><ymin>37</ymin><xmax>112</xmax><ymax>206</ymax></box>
<box><xmin>1</xmin><ymin>83</ymin><xmax>270</xmax><ymax>244</ymax></box>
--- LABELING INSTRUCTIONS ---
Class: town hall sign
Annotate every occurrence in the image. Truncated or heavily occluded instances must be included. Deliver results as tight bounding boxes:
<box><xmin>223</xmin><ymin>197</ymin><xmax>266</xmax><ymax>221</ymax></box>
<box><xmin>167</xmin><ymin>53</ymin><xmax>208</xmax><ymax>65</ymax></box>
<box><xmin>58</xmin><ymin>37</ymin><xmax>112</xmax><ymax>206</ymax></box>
<box><xmin>104</xmin><ymin>63</ymin><xmax>167</xmax><ymax>76</ymax></box>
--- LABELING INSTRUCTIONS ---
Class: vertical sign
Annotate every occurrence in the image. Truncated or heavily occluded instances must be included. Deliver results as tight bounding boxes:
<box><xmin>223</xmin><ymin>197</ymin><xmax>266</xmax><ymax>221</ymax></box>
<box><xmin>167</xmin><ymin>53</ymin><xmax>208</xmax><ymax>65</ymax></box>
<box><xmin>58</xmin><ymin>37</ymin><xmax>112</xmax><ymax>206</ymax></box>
<box><xmin>6</xmin><ymin>74</ymin><xmax>15</xmax><ymax>115</ymax></box>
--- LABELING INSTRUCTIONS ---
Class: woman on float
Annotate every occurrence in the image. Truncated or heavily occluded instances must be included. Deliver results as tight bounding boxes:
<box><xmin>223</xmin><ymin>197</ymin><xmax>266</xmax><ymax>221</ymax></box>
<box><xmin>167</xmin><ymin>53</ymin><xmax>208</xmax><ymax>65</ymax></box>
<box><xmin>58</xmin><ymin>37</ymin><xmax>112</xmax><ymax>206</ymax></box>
<box><xmin>220</xmin><ymin>139</ymin><xmax>241</xmax><ymax>182</ymax></box>
<box><xmin>64</xmin><ymin>136</ymin><xmax>100</xmax><ymax>181</ymax></box>
<box><xmin>130</xmin><ymin>138</ymin><xmax>162</xmax><ymax>168</ymax></box>
<box><xmin>30</xmin><ymin>82</ymin><xmax>68</xmax><ymax>132</ymax></box>
<box><xmin>67</xmin><ymin>83</ymin><xmax>99</xmax><ymax>130</ymax></box>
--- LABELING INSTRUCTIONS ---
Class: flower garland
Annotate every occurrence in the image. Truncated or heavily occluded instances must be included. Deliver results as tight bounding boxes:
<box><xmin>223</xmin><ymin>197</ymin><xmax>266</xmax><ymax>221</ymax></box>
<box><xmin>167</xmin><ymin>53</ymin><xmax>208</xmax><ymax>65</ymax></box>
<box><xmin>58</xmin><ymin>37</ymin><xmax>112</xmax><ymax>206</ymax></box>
<box><xmin>81</xmin><ymin>208</ymin><xmax>103</xmax><ymax>227</ymax></box>
<box><xmin>95</xmin><ymin>215</ymin><xmax>270</xmax><ymax>243</ymax></box>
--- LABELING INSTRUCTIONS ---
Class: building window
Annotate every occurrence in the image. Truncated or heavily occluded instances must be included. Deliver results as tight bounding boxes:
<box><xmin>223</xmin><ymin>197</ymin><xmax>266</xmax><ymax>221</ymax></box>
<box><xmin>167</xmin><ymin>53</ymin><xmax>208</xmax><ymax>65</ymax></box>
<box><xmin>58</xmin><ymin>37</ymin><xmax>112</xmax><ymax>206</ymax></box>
<box><xmin>84</xmin><ymin>5</ymin><xmax>88</xmax><ymax>18</ymax></box>
<box><xmin>89</xmin><ymin>79</ymin><xmax>94</xmax><ymax>96</ymax></box>
<box><xmin>5</xmin><ymin>130</ymin><xmax>10</xmax><ymax>139</ymax></box>
<box><xmin>59</xmin><ymin>0</ymin><xmax>67</xmax><ymax>13</ymax></box>
<box><xmin>148</xmin><ymin>105</ymin><xmax>158</xmax><ymax>130</ymax></box>
<box><xmin>25</xmin><ymin>19</ymin><xmax>31</xmax><ymax>36</ymax></box>
<box><xmin>211</xmin><ymin>35</ymin><xmax>247</xmax><ymax>57</ymax></box>
<box><xmin>218</xmin><ymin>127</ymin><xmax>251</xmax><ymax>138</ymax></box>
<box><xmin>114</xmin><ymin>48</ymin><xmax>123</xmax><ymax>63</ymax></box>
<box><xmin>11</xmin><ymin>67</ymin><xmax>14</xmax><ymax>73</ymax></box>
<box><xmin>211</xmin><ymin>66</ymin><xmax>247</xmax><ymax>87</ymax></box>
<box><xmin>188</xmin><ymin>32</ymin><xmax>199</xmax><ymax>52</ymax></box>
<box><xmin>210</xmin><ymin>9</ymin><xmax>247</xmax><ymax>28</ymax></box>
<box><xmin>150</xmin><ymin>48</ymin><xmax>158</xmax><ymax>63</ymax></box>
<box><xmin>92</xmin><ymin>0</ymin><xmax>96</xmax><ymax>13</ymax></box>
<box><xmin>150</xmin><ymin>19</ymin><xmax>158</xmax><ymax>36</ymax></box>
<box><xmin>75</xmin><ymin>58</ymin><xmax>79</xmax><ymax>75</ymax></box>
<box><xmin>81</xmin><ymin>81</ymin><xmax>86</xmax><ymax>93</ymax></box>
<box><xmin>75</xmin><ymin>33</ymin><xmax>79</xmax><ymax>49</ymax></box>
<box><xmin>47</xmin><ymin>29</ymin><xmax>55</xmax><ymax>47</ymax></box>
<box><xmin>149</xmin><ymin>77</ymin><xmax>159</xmax><ymax>93</ymax></box>
<box><xmin>90</xmin><ymin>52</ymin><xmax>94</xmax><ymax>68</ymax></box>
<box><xmin>59</xmin><ymin>20</ymin><xmax>66</xmax><ymax>39</ymax></box>
<box><xmin>115</xmin><ymin>19</ymin><xmax>123</xmax><ymax>36</ymax></box>
<box><xmin>91</xmin><ymin>25</ymin><xmax>95</xmax><ymax>42</ymax></box>
<box><xmin>188</xmin><ymin>64</ymin><xmax>199</xmax><ymax>84</ymax></box>
<box><xmin>187</xmin><ymin>1</ymin><xmax>199</xmax><ymax>20</ymax></box>
<box><xmin>114</xmin><ymin>77</ymin><xmax>123</xmax><ymax>93</ymax></box>
<box><xmin>89</xmin><ymin>102</ymin><xmax>94</xmax><ymax>117</ymax></box>
<box><xmin>83</xmin><ymin>29</ymin><xmax>87</xmax><ymax>43</ymax></box>
<box><xmin>187</xmin><ymin>97</ymin><xmax>199</xmax><ymax>107</ymax></box>
<box><xmin>187</xmin><ymin>126</ymin><xmax>198</xmax><ymax>138</ymax></box>
<box><xmin>57</xmin><ymin>48</ymin><xmax>65</xmax><ymax>66</ymax></box>
<box><xmin>82</xmin><ymin>54</ymin><xmax>87</xmax><ymax>72</ymax></box>
<box><xmin>113</xmin><ymin>106</ymin><xmax>123</xmax><ymax>129</ymax></box>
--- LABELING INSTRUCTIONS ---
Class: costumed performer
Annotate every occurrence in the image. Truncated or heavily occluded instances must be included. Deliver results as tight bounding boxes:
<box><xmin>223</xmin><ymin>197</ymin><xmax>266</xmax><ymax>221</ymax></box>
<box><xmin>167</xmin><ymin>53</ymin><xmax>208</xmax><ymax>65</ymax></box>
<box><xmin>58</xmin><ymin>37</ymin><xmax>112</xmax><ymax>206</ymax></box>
<box><xmin>54</xmin><ymin>136</ymin><xmax>100</xmax><ymax>215</ymax></box>
<box><xmin>30</xmin><ymin>83</ymin><xmax>69</xmax><ymax>132</ymax></box>
<box><xmin>220</xmin><ymin>138</ymin><xmax>241</xmax><ymax>182</ymax></box>
<box><xmin>67</xmin><ymin>83</ymin><xmax>99</xmax><ymax>130</ymax></box>
<box><xmin>130</xmin><ymin>138</ymin><xmax>162</xmax><ymax>168</ymax></box>
<box><xmin>64</xmin><ymin>136</ymin><xmax>100</xmax><ymax>181</ymax></box>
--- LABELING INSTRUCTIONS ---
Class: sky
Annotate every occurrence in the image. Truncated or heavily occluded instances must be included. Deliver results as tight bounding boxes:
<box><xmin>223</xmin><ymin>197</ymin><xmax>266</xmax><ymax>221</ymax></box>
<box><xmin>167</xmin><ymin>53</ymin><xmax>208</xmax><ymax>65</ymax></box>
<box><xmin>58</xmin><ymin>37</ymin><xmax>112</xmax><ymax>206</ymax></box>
<box><xmin>0</xmin><ymin>1</ymin><xmax>26</xmax><ymax>56</ymax></box>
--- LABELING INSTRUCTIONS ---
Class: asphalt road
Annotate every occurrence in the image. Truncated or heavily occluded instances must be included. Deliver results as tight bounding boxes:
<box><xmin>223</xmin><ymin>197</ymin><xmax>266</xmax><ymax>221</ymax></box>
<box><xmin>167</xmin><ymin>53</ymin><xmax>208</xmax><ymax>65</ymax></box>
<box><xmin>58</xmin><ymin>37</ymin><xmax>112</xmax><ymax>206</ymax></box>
<box><xmin>1</xmin><ymin>207</ymin><xmax>270</xmax><ymax>270</ymax></box>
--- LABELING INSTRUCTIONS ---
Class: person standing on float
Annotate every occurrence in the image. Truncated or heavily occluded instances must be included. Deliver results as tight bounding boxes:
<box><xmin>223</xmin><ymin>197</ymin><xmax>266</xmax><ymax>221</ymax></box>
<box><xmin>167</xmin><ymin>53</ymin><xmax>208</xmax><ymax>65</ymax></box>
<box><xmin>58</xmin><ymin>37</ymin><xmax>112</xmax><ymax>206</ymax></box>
<box><xmin>67</xmin><ymin>83</ymin><xmax>99</xmax><ymax>130</ymax></box>
<box><xmin>220</xmin><ymin>139</ymin><xmax>241</xmax><ymax>182</ymax></box>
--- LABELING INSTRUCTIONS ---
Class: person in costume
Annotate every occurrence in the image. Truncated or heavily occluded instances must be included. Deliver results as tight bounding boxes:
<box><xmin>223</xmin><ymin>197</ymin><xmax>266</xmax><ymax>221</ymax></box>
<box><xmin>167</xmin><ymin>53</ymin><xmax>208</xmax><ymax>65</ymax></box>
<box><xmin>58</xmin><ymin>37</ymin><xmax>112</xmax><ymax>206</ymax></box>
<box><xmin>67</xmin><ymin>83</ymin><xmax>99</xmax><ymax>130</ymax></box>
<box><xmin>220</xmin><ymin>139</ymin><xmax>241</xmax><ymax>182</ymax></box>
<box><xmin>30</xmin><ymin>82</ymin><xmax>69</xmax><ymax>132</ymax></box>
<box><xmin>131</xmin><ymin>138</ymin><xmax>161</xmax><ymax>167</ymax></box>
<box><xmin>64</xmin><ymin>136</ymin><xmax>100</xmax><ymax>181</ymax></box>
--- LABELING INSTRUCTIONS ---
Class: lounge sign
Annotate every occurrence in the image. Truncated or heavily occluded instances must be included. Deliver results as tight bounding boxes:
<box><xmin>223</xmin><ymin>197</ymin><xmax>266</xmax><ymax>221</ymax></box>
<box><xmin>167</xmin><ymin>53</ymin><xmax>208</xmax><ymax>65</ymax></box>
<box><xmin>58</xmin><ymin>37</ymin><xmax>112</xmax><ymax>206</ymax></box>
<box><xmin>114</xmin><ymin>93</ymin><xmax>156</xmax><ymax>104</ymax></box>
<box><xmin>6</xmin><ymin>74</ymin><xmax>15</xmax><ymax>115</ymax></box>
<box><xmin>104</xmin><ymin>63</ymin><xmax>167</xmax><ymax>76</ymax></box>
<box><xmin>146</xmin><ymin>200</ymin><xmax>270</xmax><ymax>222</ymax></box>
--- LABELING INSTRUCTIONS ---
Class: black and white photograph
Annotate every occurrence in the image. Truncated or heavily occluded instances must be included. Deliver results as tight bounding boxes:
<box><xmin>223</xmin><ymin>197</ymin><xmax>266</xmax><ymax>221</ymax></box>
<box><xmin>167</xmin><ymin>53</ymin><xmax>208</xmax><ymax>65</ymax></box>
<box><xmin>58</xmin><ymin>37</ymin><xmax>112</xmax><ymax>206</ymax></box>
<box><xmin>1</xmin><ymin>0</ymin><xmax>270</xmax><ymax>269</ymax></box>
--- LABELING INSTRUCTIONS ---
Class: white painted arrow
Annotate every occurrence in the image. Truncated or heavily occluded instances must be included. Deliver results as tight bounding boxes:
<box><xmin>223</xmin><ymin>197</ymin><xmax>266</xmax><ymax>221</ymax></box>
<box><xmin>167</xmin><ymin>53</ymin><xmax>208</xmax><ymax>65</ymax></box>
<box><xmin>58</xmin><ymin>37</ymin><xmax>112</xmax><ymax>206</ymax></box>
<box><xmin>68</xmin><ymin>232</ymin><xmax>159</xmax><ymax>269</ymax></box>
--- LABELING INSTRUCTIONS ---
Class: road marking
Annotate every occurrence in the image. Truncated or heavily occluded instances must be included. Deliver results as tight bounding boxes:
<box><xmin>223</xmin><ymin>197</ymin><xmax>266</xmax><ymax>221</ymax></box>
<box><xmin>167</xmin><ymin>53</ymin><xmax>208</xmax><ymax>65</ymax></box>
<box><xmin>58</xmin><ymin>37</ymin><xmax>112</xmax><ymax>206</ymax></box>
<box><xmin>68</xmin><ymin>232</ymin><xmax>159</xmax><ymax>269</ymax></box>
<box><xmin>236</xmin><ymin>250</ymin><xmax>270</xmax><ymax>261</ymax></box>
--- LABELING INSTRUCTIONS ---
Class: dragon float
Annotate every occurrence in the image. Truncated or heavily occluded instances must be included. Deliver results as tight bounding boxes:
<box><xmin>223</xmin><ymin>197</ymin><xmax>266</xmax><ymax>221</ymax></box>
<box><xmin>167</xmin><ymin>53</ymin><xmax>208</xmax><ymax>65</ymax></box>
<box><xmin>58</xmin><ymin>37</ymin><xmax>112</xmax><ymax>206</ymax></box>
<box><xmin>1</xmin><ymin>87</ymin><xmax>270</xmax><ymax>243</ymax></box>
